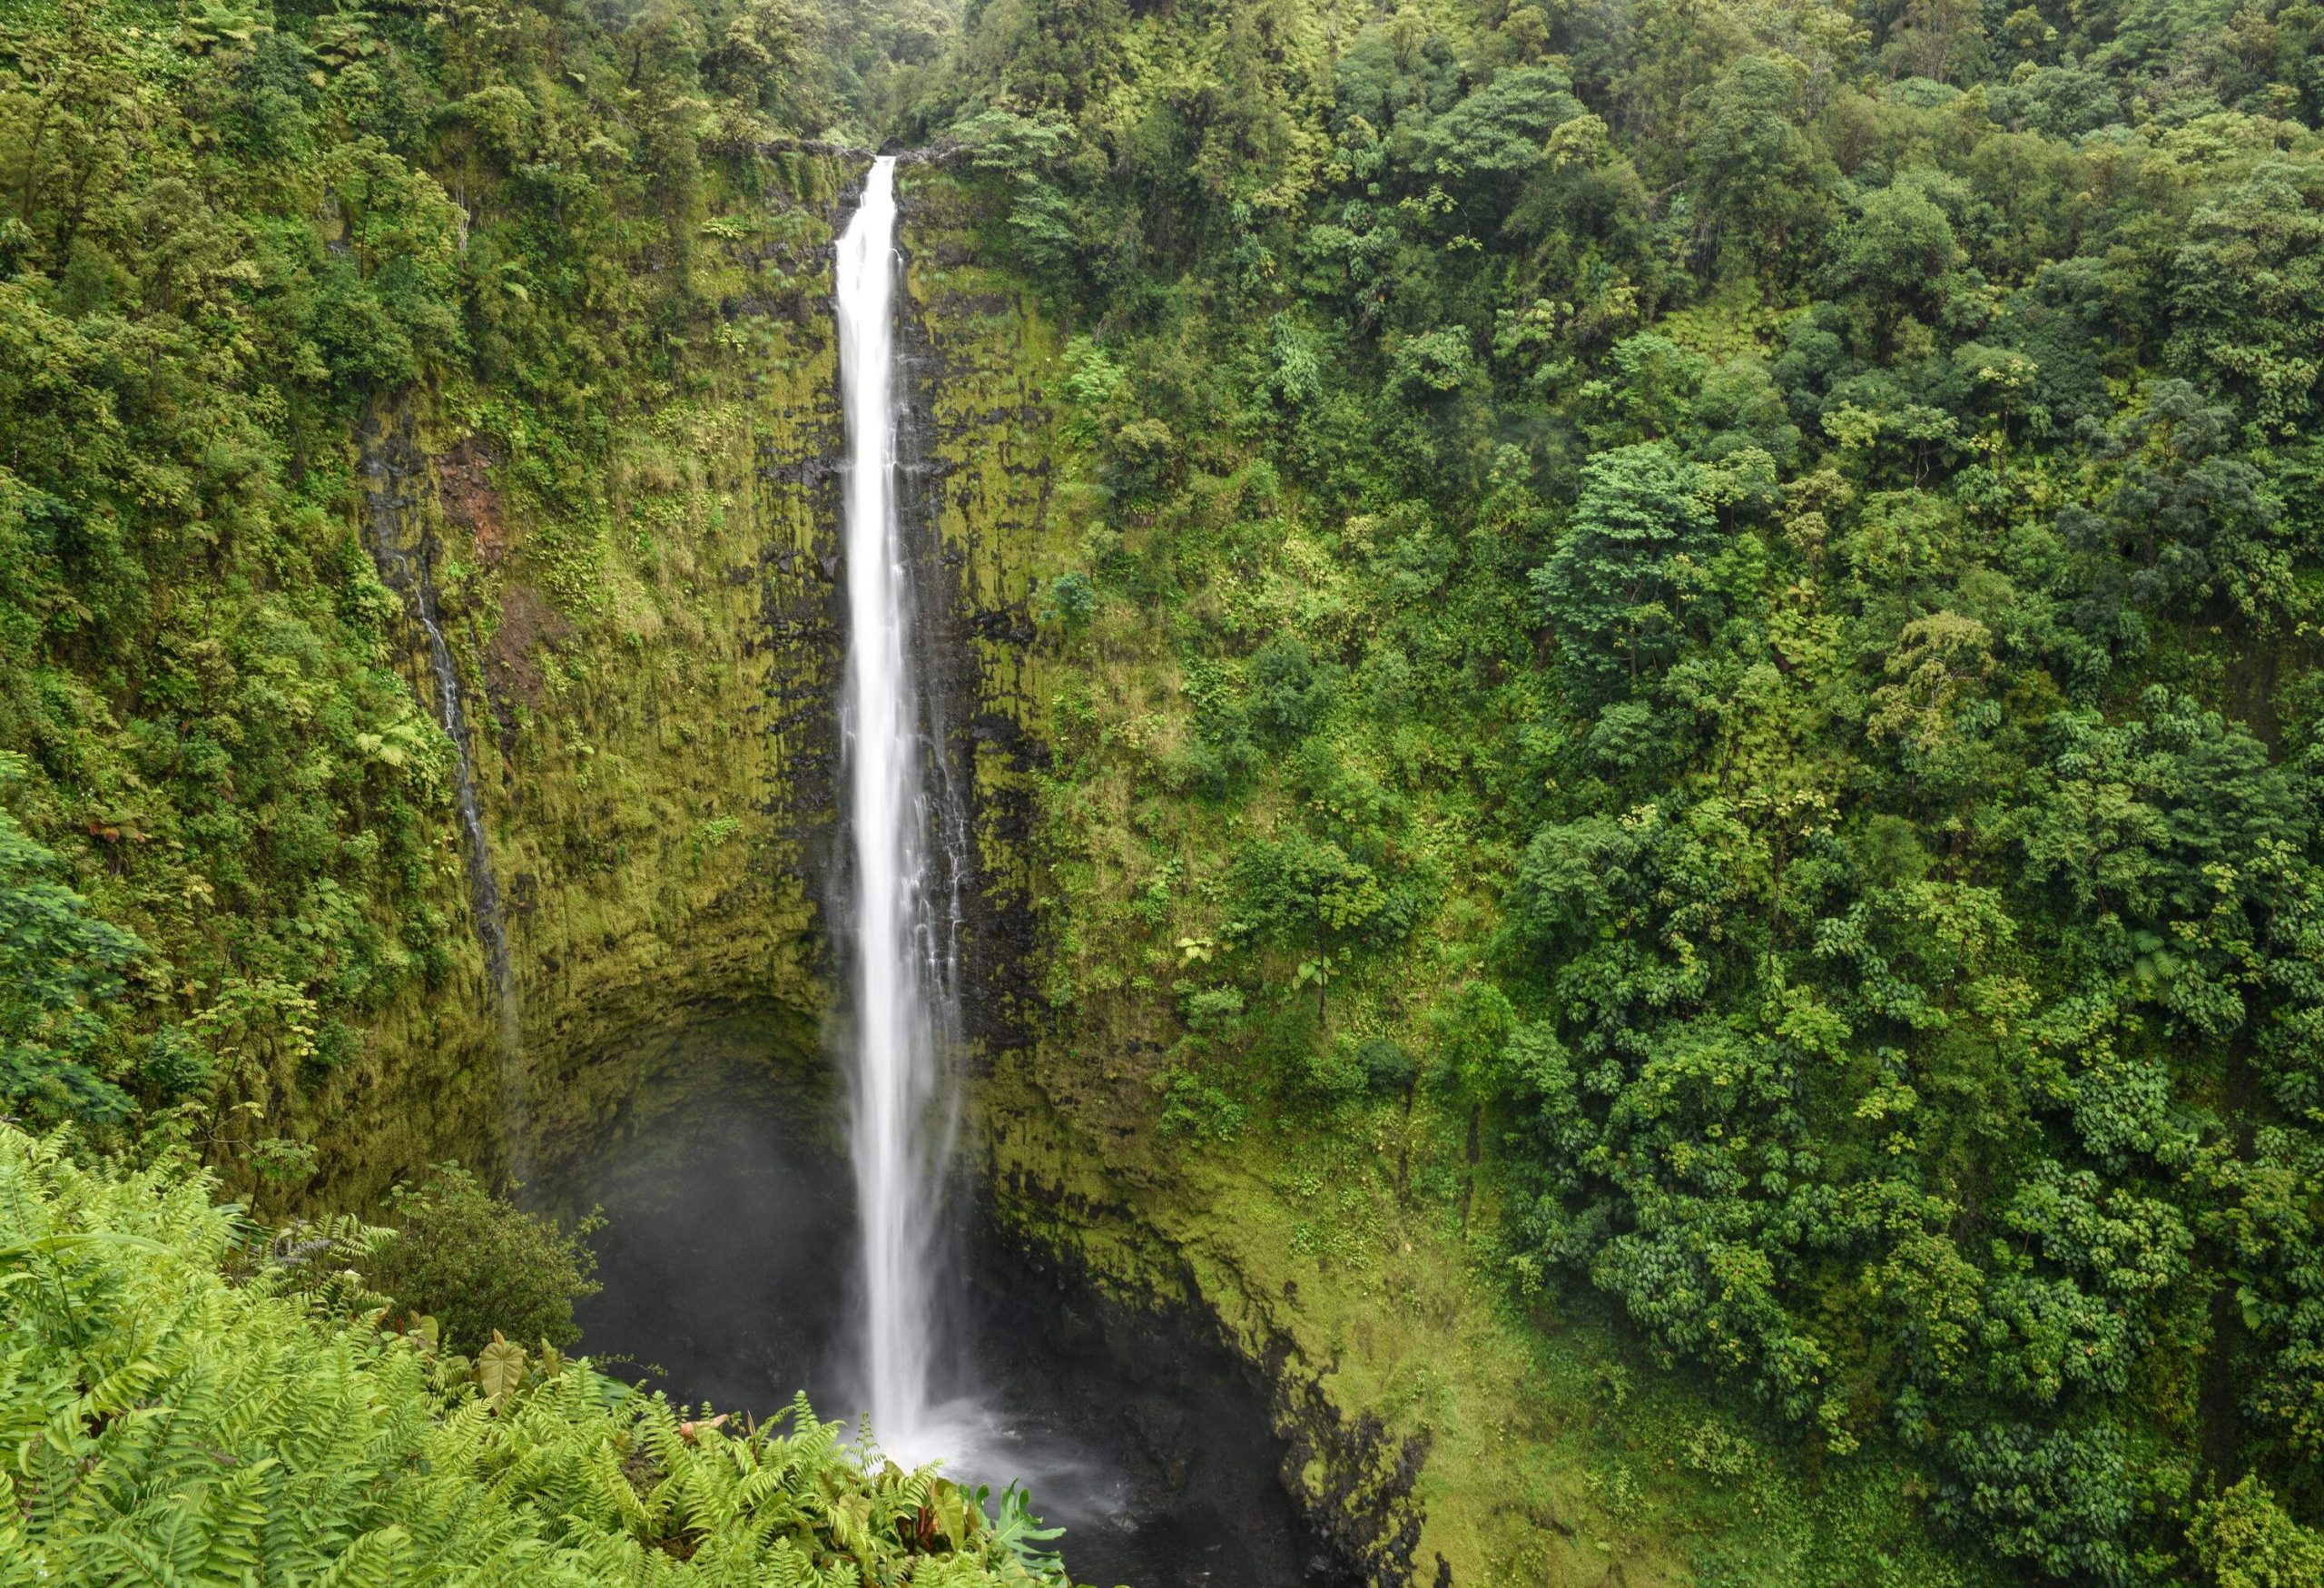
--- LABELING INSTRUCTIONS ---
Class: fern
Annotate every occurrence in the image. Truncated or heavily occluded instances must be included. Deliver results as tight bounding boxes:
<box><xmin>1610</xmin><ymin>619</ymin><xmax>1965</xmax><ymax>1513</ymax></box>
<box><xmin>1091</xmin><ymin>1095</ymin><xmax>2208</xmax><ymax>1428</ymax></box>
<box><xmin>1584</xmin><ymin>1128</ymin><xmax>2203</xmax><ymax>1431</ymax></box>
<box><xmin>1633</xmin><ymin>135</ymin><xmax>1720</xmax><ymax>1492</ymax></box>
<box><xmin>0</xmin><ymin>1126</ymin><xmax>1089</xmax><ymax>1587</ymax></box>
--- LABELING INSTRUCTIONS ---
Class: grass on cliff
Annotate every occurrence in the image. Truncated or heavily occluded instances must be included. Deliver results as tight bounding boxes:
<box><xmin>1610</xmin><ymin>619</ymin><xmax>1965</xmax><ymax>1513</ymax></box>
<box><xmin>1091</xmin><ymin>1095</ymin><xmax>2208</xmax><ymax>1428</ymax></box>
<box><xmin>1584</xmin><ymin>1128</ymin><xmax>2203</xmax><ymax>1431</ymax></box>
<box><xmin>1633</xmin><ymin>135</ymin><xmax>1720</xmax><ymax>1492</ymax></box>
<box><xmin>1194</xmin><ymin>1126</ymin><xmax>2001</xmax><ymax>1588</ymax></box>
<box><xmin>992</xmin><ymin>1042</ymin><xmax>2001</xmax><ymax>1588</ymax></box>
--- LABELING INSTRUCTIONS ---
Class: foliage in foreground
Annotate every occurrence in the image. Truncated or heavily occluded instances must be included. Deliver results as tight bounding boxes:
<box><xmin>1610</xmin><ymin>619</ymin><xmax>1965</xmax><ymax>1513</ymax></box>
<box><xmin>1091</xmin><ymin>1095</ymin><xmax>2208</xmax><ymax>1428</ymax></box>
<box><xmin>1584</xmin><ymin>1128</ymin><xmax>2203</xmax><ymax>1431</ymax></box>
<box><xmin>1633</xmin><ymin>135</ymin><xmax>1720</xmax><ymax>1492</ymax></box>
<box><xmin>0</xmin><ymin>1125</ymin><xmax>1074</xmax><ymax>1587</ymax></box>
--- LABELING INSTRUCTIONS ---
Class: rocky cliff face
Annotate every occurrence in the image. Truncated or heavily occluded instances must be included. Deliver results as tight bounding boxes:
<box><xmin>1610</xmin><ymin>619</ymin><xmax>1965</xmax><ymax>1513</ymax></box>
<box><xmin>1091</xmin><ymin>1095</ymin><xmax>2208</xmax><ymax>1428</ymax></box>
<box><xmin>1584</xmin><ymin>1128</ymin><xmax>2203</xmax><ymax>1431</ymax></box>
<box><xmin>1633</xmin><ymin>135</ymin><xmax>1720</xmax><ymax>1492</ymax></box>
<box><xmin>891</xmin><ymin>173</ymin><xmax>1447</xmax><ymax>1588</ymax></box>
<box><xmin>307</xmin><ymin>154</ymin><xmax>1071</xmax><ymax>1176</ymax></box>
<box><xmin>892</xmin><ymin>165</ymin><xmax>1072</xmax><ymax>1064</ymax></box>
<box><xmin>323</xmin><ymin>158</ymin><xmax>1444</xmax><ymax>1583</ymax></box>
<box><xmin>908</xmin><ymin>170</ymin><xmax>1455</xmax><ymax>1586</ymax></box>
<box><xmin>307</xmin><ymin>157</ymin><xmax>854</xmax><ymax>1201</ymax></box>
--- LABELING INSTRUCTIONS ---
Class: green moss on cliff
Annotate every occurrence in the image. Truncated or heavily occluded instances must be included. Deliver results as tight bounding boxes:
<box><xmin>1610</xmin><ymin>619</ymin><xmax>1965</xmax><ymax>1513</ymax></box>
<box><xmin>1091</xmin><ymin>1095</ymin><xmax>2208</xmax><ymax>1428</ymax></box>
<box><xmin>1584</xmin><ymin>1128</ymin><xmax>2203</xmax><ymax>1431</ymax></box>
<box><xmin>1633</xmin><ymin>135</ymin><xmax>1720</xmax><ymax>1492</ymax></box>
<box><xmin>872</xmin><ymin>162</ymin><xmax>1984</xmax><ymax>1584</ymax></box>
<box><xmin>248</xmin><ymin>161</ymin><xmax>858</xmax><ymax>1204</ymax></box>
<box><xmin>0</xmin><ymin>2</ymin><xmax>881</xmax><ymax>1208</ymax></box>
<box><xmin>988</xmin><ymin>1047</ymin><xmax>2011</xmax><ymax>1587</ymax></box>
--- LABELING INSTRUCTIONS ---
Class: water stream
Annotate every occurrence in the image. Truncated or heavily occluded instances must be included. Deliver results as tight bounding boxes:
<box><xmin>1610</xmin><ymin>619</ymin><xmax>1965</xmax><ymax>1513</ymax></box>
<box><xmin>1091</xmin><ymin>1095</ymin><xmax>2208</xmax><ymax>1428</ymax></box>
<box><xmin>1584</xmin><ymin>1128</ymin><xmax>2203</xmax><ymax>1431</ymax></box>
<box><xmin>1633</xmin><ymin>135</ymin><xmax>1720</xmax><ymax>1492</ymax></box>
<box><xmin>835</xmin><ymin>153</ymin><xmax>969</xmax><ymax>1465</ymax></box>
<box><xmin>357</xmin><ymin>409</ymin><xmax>529</xmax><ymax>1176</ymax></box>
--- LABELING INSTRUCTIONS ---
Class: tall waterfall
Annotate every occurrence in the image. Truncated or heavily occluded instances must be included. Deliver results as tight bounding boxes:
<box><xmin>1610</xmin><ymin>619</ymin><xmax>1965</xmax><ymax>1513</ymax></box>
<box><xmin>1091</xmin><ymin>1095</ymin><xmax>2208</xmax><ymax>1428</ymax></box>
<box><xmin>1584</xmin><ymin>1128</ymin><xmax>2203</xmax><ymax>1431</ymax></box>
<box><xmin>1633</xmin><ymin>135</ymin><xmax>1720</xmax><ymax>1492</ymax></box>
<box><xmin>835</xmin><ymin>154</ymin><xmax>963</xmax><ymax>1464</ymax></box>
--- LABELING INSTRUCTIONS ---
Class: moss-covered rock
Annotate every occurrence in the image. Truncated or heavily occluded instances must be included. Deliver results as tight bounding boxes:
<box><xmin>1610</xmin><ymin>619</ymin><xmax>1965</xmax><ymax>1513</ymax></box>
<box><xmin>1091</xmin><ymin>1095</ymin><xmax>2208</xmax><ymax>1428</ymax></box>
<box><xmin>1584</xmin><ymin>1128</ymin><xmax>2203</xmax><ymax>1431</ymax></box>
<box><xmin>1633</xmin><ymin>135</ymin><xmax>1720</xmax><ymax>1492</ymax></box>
<box><xmin>291</xmin><ymin>160</ymin><xmax>855</xmax><ymax>1206</ymax></box>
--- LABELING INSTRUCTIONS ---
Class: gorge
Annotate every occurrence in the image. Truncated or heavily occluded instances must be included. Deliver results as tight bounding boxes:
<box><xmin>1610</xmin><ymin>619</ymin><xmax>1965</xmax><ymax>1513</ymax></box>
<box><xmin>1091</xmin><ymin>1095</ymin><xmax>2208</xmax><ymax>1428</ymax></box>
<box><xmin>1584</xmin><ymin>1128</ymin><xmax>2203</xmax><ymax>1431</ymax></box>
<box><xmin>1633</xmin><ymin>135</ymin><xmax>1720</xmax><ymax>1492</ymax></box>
<box><xmin>7</xmin><ymin>3</ymin><xmax>2324</xmax><ymax>1586</ymax></box>
<box><xmin>515</xmin><ymin>151</ymin><xmax>1355</xmax><ymax>1584</ymax></box>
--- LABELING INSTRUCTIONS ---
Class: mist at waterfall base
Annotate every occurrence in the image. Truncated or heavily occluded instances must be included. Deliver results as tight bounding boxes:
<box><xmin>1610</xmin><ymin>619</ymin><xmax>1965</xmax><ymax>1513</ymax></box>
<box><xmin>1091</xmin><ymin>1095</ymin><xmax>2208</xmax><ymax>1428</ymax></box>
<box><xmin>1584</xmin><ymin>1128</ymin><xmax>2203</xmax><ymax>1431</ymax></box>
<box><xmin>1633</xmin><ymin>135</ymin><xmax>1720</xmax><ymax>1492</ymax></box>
<box><xmin>556</xmin><ymin>1022</ymin><xmax>1327</xmax><ymax>1588</ymax></box>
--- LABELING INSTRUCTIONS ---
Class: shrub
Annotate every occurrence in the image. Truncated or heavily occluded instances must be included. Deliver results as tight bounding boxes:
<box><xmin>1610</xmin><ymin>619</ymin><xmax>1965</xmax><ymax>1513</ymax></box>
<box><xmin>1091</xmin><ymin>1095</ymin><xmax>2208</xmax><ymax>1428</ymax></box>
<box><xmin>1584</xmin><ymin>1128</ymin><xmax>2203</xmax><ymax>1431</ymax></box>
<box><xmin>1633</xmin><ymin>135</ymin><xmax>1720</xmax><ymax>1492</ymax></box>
<box><xmin>364</xmin><ymin>1162</ymin><xmax>601</xmax><ymax>1353</ymax></box>
<box><xmin>1356</xmin><ymin>1036</ymin><xmax>1416</xmax><ymax>1097</ymax></box>
<box><xmin>1039</xmin><ymin>570</ymin><xmax>1098</xmax><ymax>633</ymax></box>
<box><xmin>2189</xmin><ymin>1477</ymin><xmax>2324</xmax><ymax>1588</ymax></box>
<box><xmin>1246</xmin><ymin>635</ymin><xmax>1335</xmax><ymax>745</ymax></box>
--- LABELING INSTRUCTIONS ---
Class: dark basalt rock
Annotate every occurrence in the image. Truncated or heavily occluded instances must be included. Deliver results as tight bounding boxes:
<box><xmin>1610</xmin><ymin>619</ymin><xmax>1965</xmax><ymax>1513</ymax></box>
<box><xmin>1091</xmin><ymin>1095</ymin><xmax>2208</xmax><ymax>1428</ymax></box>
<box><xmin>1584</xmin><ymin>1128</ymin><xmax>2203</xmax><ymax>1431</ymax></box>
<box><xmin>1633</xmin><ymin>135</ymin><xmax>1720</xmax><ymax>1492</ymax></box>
<box><xmin>990</xmin><ymin>1164</ymin><xmax>1432</xmax><ymax>1587</ymax></box>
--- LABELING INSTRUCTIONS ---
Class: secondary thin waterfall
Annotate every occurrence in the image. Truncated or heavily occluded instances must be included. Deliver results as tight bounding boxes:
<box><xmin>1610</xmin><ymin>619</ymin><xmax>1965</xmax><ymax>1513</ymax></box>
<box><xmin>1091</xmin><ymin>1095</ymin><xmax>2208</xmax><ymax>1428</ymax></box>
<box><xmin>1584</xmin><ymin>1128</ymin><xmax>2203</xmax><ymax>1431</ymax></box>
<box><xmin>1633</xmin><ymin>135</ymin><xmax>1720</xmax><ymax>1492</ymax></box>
<box><xmin>357</xmin><ymin>409</ymin><xmax>528</xmax><ymax>1180</ymax></box>
<box><xmin>835</xmin><ymin>154</ymin><xmax>960</xmax><ymax>1462</ymax></box>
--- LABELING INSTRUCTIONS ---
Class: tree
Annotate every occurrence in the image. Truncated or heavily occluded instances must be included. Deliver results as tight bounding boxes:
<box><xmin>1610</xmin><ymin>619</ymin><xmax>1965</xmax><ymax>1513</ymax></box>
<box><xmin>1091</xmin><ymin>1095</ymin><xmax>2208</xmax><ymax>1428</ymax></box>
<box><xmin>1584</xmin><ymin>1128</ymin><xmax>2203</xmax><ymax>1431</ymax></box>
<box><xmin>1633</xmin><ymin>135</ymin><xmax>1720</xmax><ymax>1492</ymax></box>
<box><xmin>1883</xmin><ymin>0</ymin><xmax>1990</xmax><ymax>84</ymax></box>
<box><xmin>2189</xmin><ymin>1478</ymin><xmax>2324</xmax><ymax>1588</ymax></box>
<box><xmin>1688</xmin><ymin>56</ymin><xmax>1829</xmax><ymax>281</ymax></box>
<box><xmin>1420</xmin><ymin>62</ymin><xmax>1586</xmax><ymax>221</ymax></box>
<box><xmin>2169</xmin><ymin>158</ymin><xmax>2324</xmax><ymax>434</ymax></box>
<box><xmin>1533</xmin><ymin>441</ymin><xmax>1715</xmax><ymax>707</ymax></box>
<box><xmin>1829</xmin><ymin>180</ymin><xmax>1965</xmax><ymax>352</ymax></box>
<box><xmin>2057</xmin><ymin>380</ymin><xmax>2290</xmax><ymax>649</ymax></box>
<box><xmin>0</xmin><ymin>770</ymin><xmax>144</xmax><ymax>1124</ymax></box>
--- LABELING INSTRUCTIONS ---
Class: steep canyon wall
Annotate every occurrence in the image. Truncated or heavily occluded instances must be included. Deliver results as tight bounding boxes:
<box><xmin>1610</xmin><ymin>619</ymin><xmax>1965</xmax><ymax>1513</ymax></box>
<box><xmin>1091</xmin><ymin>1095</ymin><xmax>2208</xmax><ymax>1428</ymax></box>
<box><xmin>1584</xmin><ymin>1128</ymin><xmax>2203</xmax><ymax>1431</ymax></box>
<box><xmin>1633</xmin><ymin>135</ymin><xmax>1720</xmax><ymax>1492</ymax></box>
<box><xmin>317</xmin><ymin>161</ymin><xmax>1073</xmax><ymax>1193</ymax></box>
<box><xmin>330</xmin><ymin>160</ymin><xmax>1452</xmax><ymax>1585</ymax></box>
<box><xmin>309</xmin><ymin>157</ymin><xmax>853</xmax><ymax>1199</ymax></box>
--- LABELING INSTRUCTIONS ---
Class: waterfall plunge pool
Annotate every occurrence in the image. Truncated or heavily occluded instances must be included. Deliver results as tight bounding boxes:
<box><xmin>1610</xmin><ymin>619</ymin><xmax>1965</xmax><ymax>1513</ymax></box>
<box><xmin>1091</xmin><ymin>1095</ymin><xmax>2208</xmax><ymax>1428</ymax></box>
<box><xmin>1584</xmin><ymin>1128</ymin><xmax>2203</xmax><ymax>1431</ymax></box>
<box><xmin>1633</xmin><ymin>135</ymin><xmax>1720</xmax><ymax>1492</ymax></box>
<box><xmin>543</xmin><ymin>1015</ymin><xmax>1335</xmax><ymax>1588</ymax></box>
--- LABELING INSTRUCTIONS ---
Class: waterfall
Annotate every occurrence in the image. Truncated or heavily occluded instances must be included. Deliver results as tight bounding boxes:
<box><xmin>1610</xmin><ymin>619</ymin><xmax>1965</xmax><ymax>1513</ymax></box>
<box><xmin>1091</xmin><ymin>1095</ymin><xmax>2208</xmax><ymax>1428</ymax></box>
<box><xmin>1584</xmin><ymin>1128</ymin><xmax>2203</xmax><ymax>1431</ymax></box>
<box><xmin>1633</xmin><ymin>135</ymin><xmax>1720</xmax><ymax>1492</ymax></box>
<box><xmin>835</xmin><ymin>155</ymin><xmax>966</xmax><ymax>1464</ymax></box>
<box><xmin>357</xmin><ymin>409</ymin><xmax>529</xmax><ymax>1179</ymax></box>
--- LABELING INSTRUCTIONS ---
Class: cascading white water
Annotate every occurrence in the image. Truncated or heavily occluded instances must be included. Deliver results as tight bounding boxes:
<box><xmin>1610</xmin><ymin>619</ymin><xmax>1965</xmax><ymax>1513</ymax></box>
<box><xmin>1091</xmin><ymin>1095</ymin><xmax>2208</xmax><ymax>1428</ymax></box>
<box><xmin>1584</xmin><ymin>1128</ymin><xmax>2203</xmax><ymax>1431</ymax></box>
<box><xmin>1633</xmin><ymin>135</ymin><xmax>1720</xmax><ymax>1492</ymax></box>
<box><xmin>835</xmin><ymin>155</ymin><xmax>961</xmax><ymax>1465</ymax></box>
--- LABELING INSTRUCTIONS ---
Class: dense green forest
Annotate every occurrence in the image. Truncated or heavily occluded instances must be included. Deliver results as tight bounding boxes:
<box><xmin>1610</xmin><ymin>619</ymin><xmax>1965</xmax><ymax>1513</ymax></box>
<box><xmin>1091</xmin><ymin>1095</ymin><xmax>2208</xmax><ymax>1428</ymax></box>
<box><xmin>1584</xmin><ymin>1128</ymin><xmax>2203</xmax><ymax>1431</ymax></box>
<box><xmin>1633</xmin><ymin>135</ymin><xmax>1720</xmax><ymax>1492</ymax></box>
<box><xmin>9</xmin><ymin>0</ymin><xmax>2324</xmax><ymax>1583</ymax></box>
<box><xmin>917</xmin><ymin>2</ymin><xmax>2324</xmax><ymax>1581</ymax></box>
